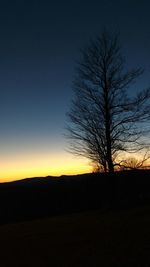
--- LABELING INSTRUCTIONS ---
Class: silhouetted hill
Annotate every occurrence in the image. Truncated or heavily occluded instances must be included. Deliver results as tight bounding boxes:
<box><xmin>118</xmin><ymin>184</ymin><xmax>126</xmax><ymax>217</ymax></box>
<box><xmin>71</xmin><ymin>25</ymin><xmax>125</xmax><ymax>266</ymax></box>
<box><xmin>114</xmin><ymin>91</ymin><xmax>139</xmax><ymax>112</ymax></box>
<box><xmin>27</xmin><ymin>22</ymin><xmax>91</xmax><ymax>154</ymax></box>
<box><xmin>0</xmin><ymin>170</ymin><xmax>150</xmax><ymax>224</ymax></box>
<box><xmin>0</xmin><ymin>175</ymin><xmax>60</xmax><ymax>187</ymax></box>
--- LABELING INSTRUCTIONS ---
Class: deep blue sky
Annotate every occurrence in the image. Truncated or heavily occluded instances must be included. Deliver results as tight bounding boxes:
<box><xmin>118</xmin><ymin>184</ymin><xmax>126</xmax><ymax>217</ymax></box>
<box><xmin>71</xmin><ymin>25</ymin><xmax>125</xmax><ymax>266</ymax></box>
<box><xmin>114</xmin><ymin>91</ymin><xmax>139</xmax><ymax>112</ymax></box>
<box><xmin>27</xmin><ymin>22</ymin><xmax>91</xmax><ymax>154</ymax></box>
<box><xmin>0</xmin><ymin>0</ymin><xmax>150</xmax><ymax>180</ymax></box>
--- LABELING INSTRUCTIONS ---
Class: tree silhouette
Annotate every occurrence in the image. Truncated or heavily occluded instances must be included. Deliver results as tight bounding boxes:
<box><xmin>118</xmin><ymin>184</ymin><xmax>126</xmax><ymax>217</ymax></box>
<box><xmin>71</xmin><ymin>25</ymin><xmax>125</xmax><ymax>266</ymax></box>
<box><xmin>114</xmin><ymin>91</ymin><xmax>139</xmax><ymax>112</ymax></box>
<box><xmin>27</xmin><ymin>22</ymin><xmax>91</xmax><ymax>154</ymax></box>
<box><xmin>66</xmin><ymin>30</ymin><xmax>150</xmax><ymax>173</ymax></box>
<box><xmin>123</xmin><ymin>157</ymin><xmax>146</xmax><ymax>170</ymax></box>
<box><xmin>118</xmin><ymin>152</ymin><xmax>150</xmax><ymax>170</ymax></box>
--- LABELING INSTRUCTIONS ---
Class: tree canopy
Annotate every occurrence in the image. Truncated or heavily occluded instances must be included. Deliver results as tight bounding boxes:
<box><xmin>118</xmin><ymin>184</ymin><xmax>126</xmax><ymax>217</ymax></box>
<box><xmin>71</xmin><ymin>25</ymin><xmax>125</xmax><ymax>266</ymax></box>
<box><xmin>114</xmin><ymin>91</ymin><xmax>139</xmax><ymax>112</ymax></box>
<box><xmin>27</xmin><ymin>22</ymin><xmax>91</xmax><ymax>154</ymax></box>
<box><xmin>66</xmin><ymin>31</ymin><xmax>150</xmax><ymax>172</ymax></box>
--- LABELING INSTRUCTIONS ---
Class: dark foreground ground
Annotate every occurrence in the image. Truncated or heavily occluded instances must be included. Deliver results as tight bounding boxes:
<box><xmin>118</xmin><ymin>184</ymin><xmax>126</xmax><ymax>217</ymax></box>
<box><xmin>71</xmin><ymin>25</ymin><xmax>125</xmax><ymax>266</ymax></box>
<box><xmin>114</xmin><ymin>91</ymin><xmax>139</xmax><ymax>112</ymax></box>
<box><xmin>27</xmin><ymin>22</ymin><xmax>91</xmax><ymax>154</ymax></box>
<box><xmin>0</xmin><ymin>170</ymin><xmax>150</xmax><ymax>266</ymax></box>
<box><xmin>0</xmin><ymin>205</ymin><xmax>150</xmax><ymax>266</ymax></box>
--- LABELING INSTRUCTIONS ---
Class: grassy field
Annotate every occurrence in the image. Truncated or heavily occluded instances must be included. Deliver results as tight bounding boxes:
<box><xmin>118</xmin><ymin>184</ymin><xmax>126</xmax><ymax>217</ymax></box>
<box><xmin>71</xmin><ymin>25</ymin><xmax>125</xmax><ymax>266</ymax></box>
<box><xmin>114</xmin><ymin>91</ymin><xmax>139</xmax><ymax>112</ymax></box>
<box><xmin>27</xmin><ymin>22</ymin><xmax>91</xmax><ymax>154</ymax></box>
<box><xmin>0</xmin><ymin>206</ymin><xmax>150</xmax><ymax>266</ymax></box>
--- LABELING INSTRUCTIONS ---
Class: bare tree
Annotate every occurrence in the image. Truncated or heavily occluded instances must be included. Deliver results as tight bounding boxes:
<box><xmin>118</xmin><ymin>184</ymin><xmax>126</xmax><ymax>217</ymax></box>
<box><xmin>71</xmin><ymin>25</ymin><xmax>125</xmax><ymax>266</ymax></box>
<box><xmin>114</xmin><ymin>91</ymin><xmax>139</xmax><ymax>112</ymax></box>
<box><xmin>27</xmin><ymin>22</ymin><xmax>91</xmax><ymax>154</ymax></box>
<box><xmin>118</xmin><ymin>152</ymin><xmax>150</xmax><ymax>170</ymax></box>
<box><xmin>66</xmin><ymin>31</ymin><xmax>150</xmax><ymax>173</ymax></box>
<box><xmin>122</xmin><ymin>157</ymin><xmax>146</xmax><ymax>170</ymax></box>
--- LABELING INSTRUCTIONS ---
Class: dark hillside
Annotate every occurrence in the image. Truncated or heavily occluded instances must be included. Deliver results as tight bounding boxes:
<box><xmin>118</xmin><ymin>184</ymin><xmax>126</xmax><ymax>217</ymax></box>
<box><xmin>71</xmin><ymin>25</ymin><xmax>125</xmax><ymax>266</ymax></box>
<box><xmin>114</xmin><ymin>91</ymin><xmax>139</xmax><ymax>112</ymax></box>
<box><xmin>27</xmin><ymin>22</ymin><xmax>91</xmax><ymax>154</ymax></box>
<box><xmin>0</xmin><ymin>170</ymin><xmax>150</xmax><ymax>224</ymax></box>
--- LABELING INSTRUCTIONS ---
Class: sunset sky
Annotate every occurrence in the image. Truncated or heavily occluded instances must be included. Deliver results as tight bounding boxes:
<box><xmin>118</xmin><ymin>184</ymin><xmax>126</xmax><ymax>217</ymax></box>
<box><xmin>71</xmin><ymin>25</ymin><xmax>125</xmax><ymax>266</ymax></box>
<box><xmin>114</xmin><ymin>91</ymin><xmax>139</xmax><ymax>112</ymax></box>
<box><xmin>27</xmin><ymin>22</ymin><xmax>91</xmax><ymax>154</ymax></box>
<box><xmin>0</xmin><ymin>0</ymin><xmax>150</xmax><ymax>182</ymax></box>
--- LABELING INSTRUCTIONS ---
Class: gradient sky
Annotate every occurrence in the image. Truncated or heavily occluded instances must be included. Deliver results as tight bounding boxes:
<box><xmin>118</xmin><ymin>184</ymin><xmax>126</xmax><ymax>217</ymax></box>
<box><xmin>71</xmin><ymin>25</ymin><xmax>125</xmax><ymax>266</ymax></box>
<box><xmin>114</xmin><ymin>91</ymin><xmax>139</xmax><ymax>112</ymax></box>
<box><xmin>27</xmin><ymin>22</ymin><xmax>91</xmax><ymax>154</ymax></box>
<box><xmin>0</xmin><ymin>0</ymin><xmax>150</xmax><ymax>181</ymax></box>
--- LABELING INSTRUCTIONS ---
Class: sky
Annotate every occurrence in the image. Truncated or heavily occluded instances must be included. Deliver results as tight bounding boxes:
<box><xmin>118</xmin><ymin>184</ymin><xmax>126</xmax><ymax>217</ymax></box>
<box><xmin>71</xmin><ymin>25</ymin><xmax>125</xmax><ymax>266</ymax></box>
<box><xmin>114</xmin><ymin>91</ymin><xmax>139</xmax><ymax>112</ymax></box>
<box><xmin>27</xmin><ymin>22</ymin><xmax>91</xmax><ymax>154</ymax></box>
<box><xmin>0</xmin><ymin>0</ymin><xmax>150</xmax><ymax>182</ymax></box>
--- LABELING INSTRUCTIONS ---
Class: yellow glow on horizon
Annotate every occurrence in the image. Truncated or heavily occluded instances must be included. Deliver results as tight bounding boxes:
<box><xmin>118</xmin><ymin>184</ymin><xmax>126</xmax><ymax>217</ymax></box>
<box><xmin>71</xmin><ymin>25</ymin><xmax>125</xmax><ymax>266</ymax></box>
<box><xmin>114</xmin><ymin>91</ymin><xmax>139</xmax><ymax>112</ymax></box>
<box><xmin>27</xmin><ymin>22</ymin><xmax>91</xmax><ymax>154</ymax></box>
<box><xmin>0</xmin><ymin>150</ymin><xmax>149</xmax><ymax>183</ymax></box>
<box><xmin>0</xmin><ymin>152</ymin><xmax>91</xmax><ymax>183</ymax></box>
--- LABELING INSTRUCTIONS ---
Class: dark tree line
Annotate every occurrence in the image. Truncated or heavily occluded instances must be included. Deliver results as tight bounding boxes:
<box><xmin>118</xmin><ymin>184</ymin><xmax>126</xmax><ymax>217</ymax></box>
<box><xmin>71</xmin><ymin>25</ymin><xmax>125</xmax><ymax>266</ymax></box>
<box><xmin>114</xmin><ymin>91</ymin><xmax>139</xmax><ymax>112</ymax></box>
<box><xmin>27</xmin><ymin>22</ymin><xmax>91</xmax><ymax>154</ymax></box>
<box><xmin>66</xmin><ymin>31</ymin><xmax>150</xmax><ymax>173</ymax></box>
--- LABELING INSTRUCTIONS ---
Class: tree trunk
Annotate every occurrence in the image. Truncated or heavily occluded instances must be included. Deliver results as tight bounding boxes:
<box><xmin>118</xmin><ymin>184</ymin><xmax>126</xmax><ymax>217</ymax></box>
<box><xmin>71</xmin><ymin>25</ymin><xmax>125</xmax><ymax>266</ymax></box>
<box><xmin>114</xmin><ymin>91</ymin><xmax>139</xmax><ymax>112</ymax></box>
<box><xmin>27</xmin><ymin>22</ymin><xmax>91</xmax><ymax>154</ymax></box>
<box><xmin>105</xmin><ymin>82</ymin><xmax>114</xmax><ymax>173</ymax></box>
<box><xmin>106</xmin><ymin>126</ymin><xmax>114</xmax><ymax>172</ymax></box>
<box><xmin>107</xmin><ymin>149</ymin><xmax>114</xmax><ymax>172</ymax></box>
<box><xmin>103</xmin><ymin>161</ymin><xmax>107</xmax><ymax>172</ymax></box>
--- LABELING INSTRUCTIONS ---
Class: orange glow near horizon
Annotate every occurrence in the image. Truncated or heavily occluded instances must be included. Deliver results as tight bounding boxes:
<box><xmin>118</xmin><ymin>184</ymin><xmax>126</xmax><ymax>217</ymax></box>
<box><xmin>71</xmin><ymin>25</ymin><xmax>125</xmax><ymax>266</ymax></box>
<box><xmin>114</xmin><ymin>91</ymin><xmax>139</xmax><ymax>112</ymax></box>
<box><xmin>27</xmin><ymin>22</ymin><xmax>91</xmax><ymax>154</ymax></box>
<box><xmin>0</xmin><ymin>150</ymin><xmax>149</xmax><ymax>183</ymax></box>
<box><xmin>0</xmin><ymin>152</ymin><xmax>91</xmax><ymax>183</ymax></box>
